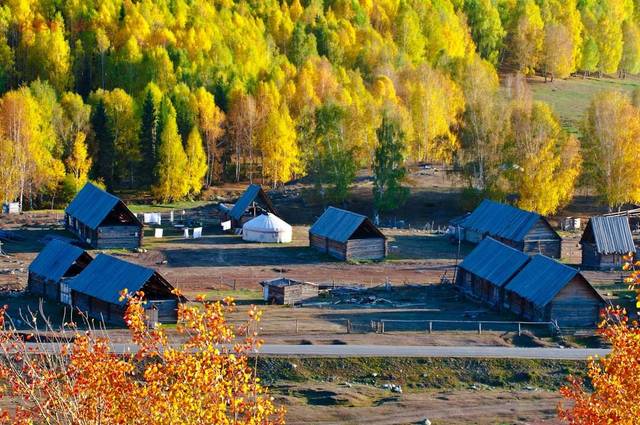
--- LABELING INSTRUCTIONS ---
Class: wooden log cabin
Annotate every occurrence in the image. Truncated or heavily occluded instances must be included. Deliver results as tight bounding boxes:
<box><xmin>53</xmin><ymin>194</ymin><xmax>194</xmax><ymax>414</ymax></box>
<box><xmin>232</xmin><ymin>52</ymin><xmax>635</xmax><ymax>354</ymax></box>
<box><xmin>309</xmin><ymin>207</ymin><xmax>387</xmax><ymax>261</ymax></box>
<box><xmin>580</xmin><ymin>216</ymin><xmax>636</xmax><ymax>270</ymax></box>
<box><xmin>67</xmin><ymin>254</ymin><xmax>183</xmax><ymax>326</ymax></box>
<box><xmin>65</xmin><ymin>183</ymin><xmax>143</xmax><ymax>249</ymax></box>
<box><xmin>455</xmin><ymin>237</ymin><xmax>530</xmax><ymax>308</ymax></box>
<box><xmin>503</xmin><ymin>255</ymin><xmax>606</xmax><ymax>327</ymax></box>
<box><xmin>450</xmin><ymin>199</ymin><xmax>562</xmax><ymax>258</ymax></box>
<box><xmin>28</xmin><ymin>240</ymin><xmax>93</xmax><ymax>302</ymax></box>
<box><xmin>218</xmin><ymin>184</ymin><xmax>278</xmax><ymax>230</ymax></box>
<box><xmin>260</xmin><ymin>278</ymin><xmax>319</xmax><ymax>305</ymax></box>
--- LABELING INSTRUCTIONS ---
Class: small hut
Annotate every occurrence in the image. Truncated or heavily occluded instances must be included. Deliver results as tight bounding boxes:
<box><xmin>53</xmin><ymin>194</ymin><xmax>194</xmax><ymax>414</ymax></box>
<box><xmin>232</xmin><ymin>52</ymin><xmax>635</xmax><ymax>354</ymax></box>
<box><xmin>68</xmin><ymin>254</ymin><xmax>183</xmax><ymax>325</ymax></box>
<box><xmin>451</xmin><ymin>199</ymin><xmax>562</xmax><ymax>258</ymax></box>
<box><xmin>242</xmin><ymin>213</ymin><xmax>292</xmax><ymax>243</ymax></box>
<box><xmin>28</xmin><ymin>240</ymin><xmax>92</xmax><ymax>302</ymax></box>
<box><xmin>65</xmin><ymin>183</ymin><xmax>143</xmax><ymax>249</ymax></box>
<box><xmin>504</xmin><ymin>255</ymin><xmax>606</xmax><ymax>327</ymax></box>
<box><xmin>260</xmin><ymin>277</ymin><xmax>319</xmax><ymax>305</ymax></box>
<box><xmin>455</xmin><ymin>237</ymin><xmax>530</xmax><ymax>308</ymax></box>
<box><xmin>309</xmin><ymin>207</ymin><xmax>387</xmax><ymax>261</ymax></box>
<box><xmin>580</xmin><ymin>216</ymin><xmax>636</xmax><ymax>270</ymax></box>
<box><xmin>219</xmin><ymin>184</ymin><xmax>278</xmax><ymax>230</ymax></box>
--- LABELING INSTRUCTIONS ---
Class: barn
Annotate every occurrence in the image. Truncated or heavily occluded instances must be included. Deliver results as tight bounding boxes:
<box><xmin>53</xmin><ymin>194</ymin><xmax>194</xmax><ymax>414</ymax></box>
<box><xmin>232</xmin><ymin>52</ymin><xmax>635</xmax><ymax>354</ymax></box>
<box><xmin>28</xmin><ymin>240</ymin><xmax>93</xmax><ymax>302</ymax></box>
<box><xmin>580</xmin><ymin>216</ymin><xmax>636</xmax><ymax>270</ymax></box>
<box><xmin>309</xmin><ymin>207</ymin><xmax>387</xmax><ymax>261</ymax></box>
<box><xmin>452</xmin><ymin>199</ymin><xmax>562</xmax><ymax>258</ymax></box>
<box><xmin>68</xmin><ymin>254</ymin><xmax>183</xmax><ymax>325</ymax></box>
<box><xmin>503</xmin><ymin>255</ymin><xmax>606</xmax><ymax>327</ymax></box>
<box><xmin>455</xmin><ymin>237</ymin><xmax>530</xmax><ymax>308</ymax></box>
<box><xmin>218</xmin><ymin>184</ymin><xmax>278</xmax><ymax>230</ymax></box>
<box><xmin>260</xmin><ymin>278</ymin><xmax>319</xmax><ymax>305</ymax></box>
<box><xmin>65</xmin><ymin>183</ymin><xmax>143</xmax><ymax>249</ymax></box>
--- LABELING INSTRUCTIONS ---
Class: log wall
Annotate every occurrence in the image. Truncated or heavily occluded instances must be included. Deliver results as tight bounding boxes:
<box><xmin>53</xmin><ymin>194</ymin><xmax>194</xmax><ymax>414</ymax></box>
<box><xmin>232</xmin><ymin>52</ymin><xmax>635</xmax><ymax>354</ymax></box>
<box><xmin>95</xmin><ymin>225</ymin><xmax>142</xmax><ymax>249</ymax></box>
<box><xmin>346</xmin><ymin>238</ymin><xmax>386</xmax><ymax>261</ymax></box>
<box><xmin>548</xmin><ymin>276</ymin><xmax>603</xmax><ymax>327</ymax></box>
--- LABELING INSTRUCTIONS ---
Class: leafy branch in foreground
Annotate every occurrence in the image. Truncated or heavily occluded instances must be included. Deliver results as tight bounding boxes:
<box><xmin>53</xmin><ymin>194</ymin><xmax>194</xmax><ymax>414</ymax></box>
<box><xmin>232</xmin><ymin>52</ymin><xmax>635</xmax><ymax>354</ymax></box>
<box><xmin>0</xmin><ymin>292</ymin><xmax>284</xmax><ymax>424</ymax></box>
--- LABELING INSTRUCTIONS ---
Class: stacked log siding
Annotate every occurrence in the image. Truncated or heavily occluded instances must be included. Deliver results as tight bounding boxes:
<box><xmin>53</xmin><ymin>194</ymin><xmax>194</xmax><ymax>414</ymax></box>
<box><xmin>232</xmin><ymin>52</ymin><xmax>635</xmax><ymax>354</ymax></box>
<box><xmin>65</xmin><ymin>183</ymin><xmax>143</xmax><ymax>249</ymax></box>
<box><xmin>309</xmin><ymin>207</ymin><xmax>387</xmax><ymax>261</ymax></box>
<box><xmin>260</xmin><ymin>278</ymin><xmax>319</xmax><ymax>305</ymax></box>
<box><xmin>580</xmin><ymin>216</ymin><xmax>636</xmax><ymax>270</ymax></box>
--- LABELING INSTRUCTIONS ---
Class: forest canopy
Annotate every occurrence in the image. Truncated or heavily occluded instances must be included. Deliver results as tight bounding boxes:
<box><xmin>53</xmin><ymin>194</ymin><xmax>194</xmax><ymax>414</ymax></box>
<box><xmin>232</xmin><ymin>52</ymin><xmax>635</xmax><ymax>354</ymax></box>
<box><xmin>0</xmin><ymin>0</ymin><xmax>637</xmax><ymax>212</ymax></box>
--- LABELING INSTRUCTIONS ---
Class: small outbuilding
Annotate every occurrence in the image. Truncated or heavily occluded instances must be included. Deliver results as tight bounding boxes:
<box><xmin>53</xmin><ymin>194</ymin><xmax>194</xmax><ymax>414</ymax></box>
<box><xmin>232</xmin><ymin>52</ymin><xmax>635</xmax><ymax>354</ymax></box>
<box><xmin>504</xmin><ymin>255</ymin><xmax>606</xmax><ymax>327</ymax></box>
<box><xmin>219</xmin><ymin>184</ymin><xmax>278</xmax><ymax>230</ymax></box>
<box><xmin>451</xmin><ymin>199</ymin><xmax>562</xmax><ymax>258</ymax></box>
<box><xmin>242</xmin><ymin>213</ymin><xmax>292</xmax><ymax>243</ymax></box>
<box><xmin>68</xmin><ymin>254</ymin><xmax>183</xmax><ymax>325</ymax></box>
<box><xmin>260</xmin><ymin>277</ymin><xmax>319</xmax><ymax>305</ymax></box>
<box><xmin>28</xmin><ymin>240</ymin><xmax>93</xmax><ymax>302</ymax></box>
<box><xmin>455</xmin><ymin>237</ymin><xmax>530</xmax><ymax>308</ymax></box>
<box><xmin>309</xmin><ymin>207</ymin><xmax>387</xmax><ymax>261</ymax></box>
<box><xmin>580</xmin><ymin>216</ymin><xmax>636</xmax><ymax>270</ymax></box>
<box><xmin>65</xmin><ymin>183</ymin><xmax>143</xmax><ymax>249</ymax></box>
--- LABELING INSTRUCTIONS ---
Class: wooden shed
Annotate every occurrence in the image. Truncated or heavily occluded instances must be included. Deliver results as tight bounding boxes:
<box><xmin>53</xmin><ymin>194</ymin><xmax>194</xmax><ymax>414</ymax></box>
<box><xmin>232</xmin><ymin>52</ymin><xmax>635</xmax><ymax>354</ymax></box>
<box><xmin>218</xmin><ymin>184</ymin><xmax>278</xmax><ymax>230</ymax></box>
<box><xmin>309</xmin><ymin>207</ymin><xmax>387</xmax><ymax>261</ymax></box>
<box><xmin>451</xmin><ymin>199</ymin><xmax>562</xmax><ymax>258</ymax></box>
<box><xmin>580</xmin><ymin>216</ymin><xmax>636</xmax><ymax>270</ymax></box>
<box><xmin>67</xmin><ymin>254</ymin><xmax>183</xmax><ymax>325</ymax></box>
<box><xmin>28</xmin><ymin>240</ymin><xmax>92</xmax><ymax>302</ymax></box>
<box><xmin>455</xmin><ymin>237</ymin><xmax>530</xmax><ymax>308</ymax></box>
<box><xmin>260</xmin><ymin>278</ymin><xmax>319</xmax><ymax>305</ymax></box>
<box><xmin>503</xmin><ymin>255</ymin><xmax>606</xmax><ymax>328</ymax></box>
<box><xmin>65</xmin><ymin>183</ymin><xmax>143</xmax><ymax>249</ymax></box>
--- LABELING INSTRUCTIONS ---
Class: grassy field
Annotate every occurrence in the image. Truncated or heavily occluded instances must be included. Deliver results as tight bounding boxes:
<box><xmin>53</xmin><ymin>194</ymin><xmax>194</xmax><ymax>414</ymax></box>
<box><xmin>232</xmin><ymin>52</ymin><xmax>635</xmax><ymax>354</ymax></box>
<box><xmin>530</xmin><ymin>75</ymin><xmax>640</xmax><ymax>133</ymax></box>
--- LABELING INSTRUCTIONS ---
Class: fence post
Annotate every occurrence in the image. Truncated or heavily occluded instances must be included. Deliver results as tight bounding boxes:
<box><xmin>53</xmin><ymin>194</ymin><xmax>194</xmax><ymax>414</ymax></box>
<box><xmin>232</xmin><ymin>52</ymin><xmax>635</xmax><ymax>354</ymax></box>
<box><xmin>346</xmin><ymin>319</ymin><xmax>352</xmax><ymax>334</ymax></box>
<box><xmin>478</xmin><ymin>322</ymin><xmax>482</xmax><ymax>335</ymax></box>
<box><xmin>429</xmin><ymin>321</ymin><xmax>432</xmax><ymax>334</ymax></box>
<box><xmin>518</xmin><ymin>322</ymin><xmax>522</xmax><ymax>336</ymax></box>
<box><xmin>381</xmin><ymin>321</ymin><xmax>385</xmax><ymax>334</ymax></box>
<box><xmin>233</xmin><ymin>279</ymin><xmax>236</xmax><ymax>291</ymax></box>
<box><xmin>295</xmin><ymin>320</ymin><xmax>299</xmax><ymax>334</ymax></box>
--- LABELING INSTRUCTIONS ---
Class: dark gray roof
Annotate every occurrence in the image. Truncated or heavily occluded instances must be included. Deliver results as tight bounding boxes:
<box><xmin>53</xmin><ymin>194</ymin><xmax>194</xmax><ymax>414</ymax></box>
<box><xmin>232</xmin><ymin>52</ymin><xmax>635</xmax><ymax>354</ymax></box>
<box><xmin>68</xmin><ymin>254</ymin><xmax>155</xmax><ymax>305</ymax></box>
<box><xmin>65</xmin><ymin>183</ymin><xmax>121</xmax><ymax>230</ymax></box>
<box><xmin>309</xmin><ymin>207</ymin><xmax>384</xmax><ymax>243</ymax></box>
<box><xmin>229</xmin><ymin>184</ymin><xmax>276</xmax><ymax>220</ymax></box>
<box><xmin>29</xmin><ymin>240</ymin><xmax>89</xmax><ymax>282</ymax></box>
<box><xmin>582</xmin><ymin>216</ymin><xmax>636</xmax><ymax>255</ymax></box>
<box><xmin>260</xmin><ymin>277</ymin><xmax>317</xmax><ymax>287</ymax></box>
<box><xmin>459</xmin><ymin>237</ymin><xmax>530</xmax><ymax>287</ymax></box>
<box><xmin>505</xmin><ymin>255</ymin><xmax>602</xmax><ymax>307</ymax></box>
<box><xmin>459</xmin><ymin>199</ymin><xmax>556</xmax><ymax>242</ymax></box>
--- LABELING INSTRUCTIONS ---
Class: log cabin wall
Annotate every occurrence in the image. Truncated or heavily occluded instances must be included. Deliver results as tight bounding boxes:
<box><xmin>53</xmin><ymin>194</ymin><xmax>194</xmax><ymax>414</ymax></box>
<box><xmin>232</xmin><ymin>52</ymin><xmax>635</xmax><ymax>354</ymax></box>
<box><xmin>547</xmin><ymin>276</ymin><xmax>603</xmax><ymax>327</ymax></box>
<box><xmin>95</xmin><ymin>225</ymin><xmax>142</xmax><ymax>249</ymax></box>
<box><xmin>345</xmin><ymin>238</ymin><xmax>386</xmax><ymax>261</ymax></box>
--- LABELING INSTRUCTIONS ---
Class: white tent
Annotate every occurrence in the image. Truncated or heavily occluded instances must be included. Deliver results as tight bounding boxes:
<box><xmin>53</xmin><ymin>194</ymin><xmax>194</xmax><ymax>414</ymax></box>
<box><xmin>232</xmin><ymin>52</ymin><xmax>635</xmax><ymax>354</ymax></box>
<box><xmin>242</xmin><ymin>213</ymin><xmax>292</xmax><ymax>243</ymax></box>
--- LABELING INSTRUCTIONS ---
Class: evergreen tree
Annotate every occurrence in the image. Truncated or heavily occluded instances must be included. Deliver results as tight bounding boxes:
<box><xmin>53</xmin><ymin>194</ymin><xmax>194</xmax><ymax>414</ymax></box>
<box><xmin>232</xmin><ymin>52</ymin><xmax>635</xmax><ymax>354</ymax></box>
<box><xmin>373</xmin><ymin>114</ymin><xmax>409</xmax><ymax>215</ymax></box>
<box><xmin>91</xmin><ymin>99</ymin><xmax>114</xmax><ymax>188</ymax></box>
<box><xmin>140</xmin><ymin>89</ymin><xmax>159</xmax><ymax>187</ymax></box>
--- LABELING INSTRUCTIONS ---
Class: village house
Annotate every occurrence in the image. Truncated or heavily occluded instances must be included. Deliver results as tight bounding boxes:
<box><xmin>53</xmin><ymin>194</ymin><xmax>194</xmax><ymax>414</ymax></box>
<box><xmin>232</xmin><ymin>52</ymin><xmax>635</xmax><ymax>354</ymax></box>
<box><xmin>218</xmin><ymin>184</ymin><xmax>278</xmax><ymax>230</ymax></box>
<box><xmin>65</xmin><ymin>183</ymin><xmax>143</xmax><ymax>249</ymax></box>
<box><xmin>309</xmin><ymin>207</ymin><xmax>387</xmax><ymax>261</ymax></box>
<box><xmin>455</xmin><ymin>237</ymin><xmax>530</xmax><ymax>308</ymax></box>
<box><xmin>67</xmin><ymin>254</ymin><xmax>183</xmax><ymax>325</ymax></box>
<box><xmin>260</xmin><ymin>277</ymin><xmax>319</xmax><ymax>305</ymax></box>
<box><xmin>580</xmin><ymin>216</ymin><xmax>636</xmax><ymax>270</ymax></box>
<box><xmin>451</xmin><ymin>199</ymin><xmax>562</xmax><ymax>258</ymax></box>
<box><xmin>503</xmin><ymin>255</ymin><xmax>606</xmax><ymax>327</ymax></box>
<box><xmin>28</xmin><ymin>239</ymin><xmax>93</xmax><ymax>303</ymax></box>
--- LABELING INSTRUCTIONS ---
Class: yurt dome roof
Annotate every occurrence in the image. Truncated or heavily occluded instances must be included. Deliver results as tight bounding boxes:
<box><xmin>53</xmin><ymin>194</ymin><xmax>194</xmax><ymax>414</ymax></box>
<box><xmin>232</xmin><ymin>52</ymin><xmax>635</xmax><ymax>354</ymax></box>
<box><xmin>242</xmin><ymin>213</ymin><xmax>291</xmax><ymax>232</ymax></box>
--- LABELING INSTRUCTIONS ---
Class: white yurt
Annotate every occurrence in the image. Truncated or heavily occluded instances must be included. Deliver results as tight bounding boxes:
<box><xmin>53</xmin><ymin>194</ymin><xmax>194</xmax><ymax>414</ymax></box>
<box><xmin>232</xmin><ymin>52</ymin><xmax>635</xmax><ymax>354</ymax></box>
<box><xmin>242</xmin><ymin>213</ymin><xmax>292</xmax><ymax>243</ymax></box>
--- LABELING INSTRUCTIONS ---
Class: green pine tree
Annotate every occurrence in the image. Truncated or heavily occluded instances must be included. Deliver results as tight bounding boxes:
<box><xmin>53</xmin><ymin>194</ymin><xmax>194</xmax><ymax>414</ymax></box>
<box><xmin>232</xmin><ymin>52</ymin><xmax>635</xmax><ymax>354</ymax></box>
<box><xmin>373</xmin><ymin>114</ymin><xmax>409</xmax><ymax>214</ymax></box>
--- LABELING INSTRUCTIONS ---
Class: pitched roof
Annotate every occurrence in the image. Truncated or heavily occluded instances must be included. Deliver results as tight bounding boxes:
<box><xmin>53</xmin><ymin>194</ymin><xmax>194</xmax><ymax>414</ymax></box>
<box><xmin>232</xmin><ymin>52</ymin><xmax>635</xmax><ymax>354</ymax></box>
<box><xmin>505</xmin><ymin>255</ymin><xmax>603</xmax><ymax>307</ymax></box>
<box><xmin>260</xmin><ymin>277</ymin><xmax>317</xmax><ymax>287</ymax></box>
<box><xmin>65</xmin><ymin>183</ymin><xmax>122</xmax><ymax>230</ymax></box>
<box><xmin>459</xmin><ymin>199</ymin><xmax>554</xmax><ymax>242</ymax></box>
<box><xmin>29</xmin><ymin>240</ymin><xmax>90</xmax><ymax>282</ymax></box>
<box><xmin>309</xmin><ymin>207</ymin><xmax>384</xmax><ymax>243</ymax></box>
<box><xmin>229</xmin><ymin>184</ymin><xmax>277</xmax><ymax>220</ymax></box>
<box><xmin>68</xmin><ymin>254</ymin><xmax>155</xmax><ymax>305</ymax></box>
<box><xmin>581</xmin><ymin>216</ymin><xmax>636</xmax><ymax>254</ymax></box>
<box><xmin>459</xmin><ymin>237</ymin><xmax>530</xmax><ymax>287</ymax></box>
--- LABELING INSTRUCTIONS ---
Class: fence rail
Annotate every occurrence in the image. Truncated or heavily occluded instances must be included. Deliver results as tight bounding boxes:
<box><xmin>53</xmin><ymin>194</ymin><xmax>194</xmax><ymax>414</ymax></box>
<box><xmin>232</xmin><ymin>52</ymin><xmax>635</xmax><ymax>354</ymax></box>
<box><xmin>376</xmin><ymin>319</ymin><xmax>557</xmax><ymax>335</ymax></box>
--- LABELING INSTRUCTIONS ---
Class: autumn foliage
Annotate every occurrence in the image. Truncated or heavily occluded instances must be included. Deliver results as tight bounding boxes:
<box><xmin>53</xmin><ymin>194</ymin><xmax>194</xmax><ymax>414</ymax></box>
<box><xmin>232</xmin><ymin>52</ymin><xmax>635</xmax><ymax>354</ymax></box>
<box><xmin>0</xmin><ymin>292</ymin><xmax>285</xmax><ymax>424</ymax></box>
<box><xmin>559</xmin><ymin>256</ymin><xmax>640</xmax><ymax>424</ymax></box>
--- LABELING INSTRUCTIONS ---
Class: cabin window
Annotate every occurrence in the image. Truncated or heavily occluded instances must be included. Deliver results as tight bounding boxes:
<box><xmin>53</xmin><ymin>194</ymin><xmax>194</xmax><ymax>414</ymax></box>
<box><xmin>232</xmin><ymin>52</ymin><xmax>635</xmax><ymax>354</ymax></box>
<box><xmin>60</xmin><ymin>283</ymin><xmax>71</xmax><ymax>305</ymax></box>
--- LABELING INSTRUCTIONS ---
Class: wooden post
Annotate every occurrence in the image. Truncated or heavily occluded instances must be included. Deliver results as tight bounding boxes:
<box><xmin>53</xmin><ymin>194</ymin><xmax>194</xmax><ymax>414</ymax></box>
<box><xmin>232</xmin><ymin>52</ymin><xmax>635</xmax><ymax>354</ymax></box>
<box><xmin>295</xmin><ymin>319</ymin><xmax>299</xmax><ymax>334</ymax></box>
<box><xmin>518</xmin><ymin>322</ymin><xmax>522</xmax><ymax>336</ymax></box>
<box><xmin>381</xmin><ymin>321</ymin><xmax>385</xmax><ymax>334</ymax></box>
<box><xmin>233</xmin><ymin>279</ymin><xmax>236</xmax><ymax>291</ymax></box>
<box><xmin>346</xmin><ymin>320</ymin><xmax>351</xmax><ymax>334</ymax></box>
<box><xmin>478</xmin><ymin>322</ymin><xmax>482</xmax><ymax>335</ymax></box>
<box><xmin>428</xmin><ymin>321</ymin><xmax>432</xmax><ymax>334</ymax></box>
